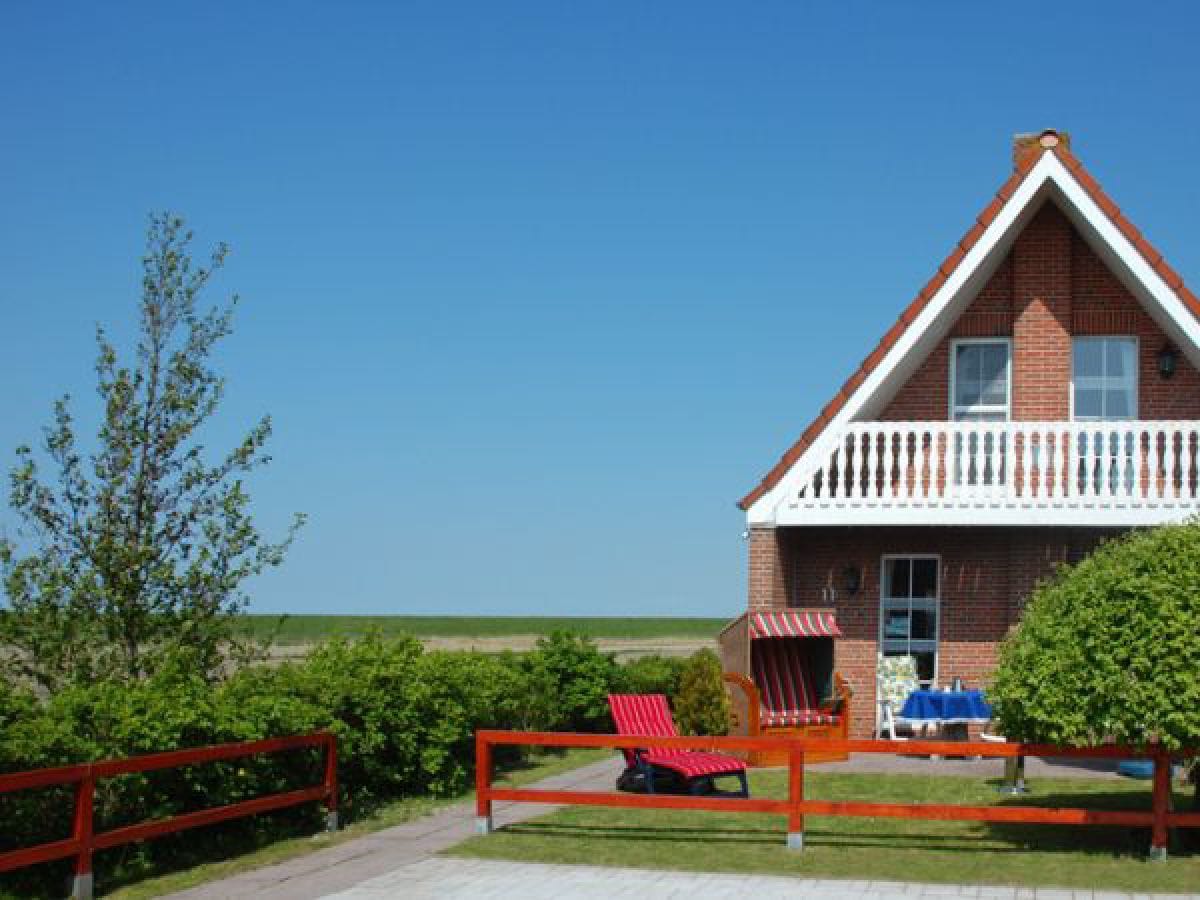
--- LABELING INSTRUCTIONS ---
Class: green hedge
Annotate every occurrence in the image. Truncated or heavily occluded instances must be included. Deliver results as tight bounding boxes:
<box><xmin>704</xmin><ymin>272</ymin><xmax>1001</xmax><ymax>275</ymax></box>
<box><xmin>0</xmin><ymin>633</ymin><xmax>712</xmax><ymax>896</ymax></box>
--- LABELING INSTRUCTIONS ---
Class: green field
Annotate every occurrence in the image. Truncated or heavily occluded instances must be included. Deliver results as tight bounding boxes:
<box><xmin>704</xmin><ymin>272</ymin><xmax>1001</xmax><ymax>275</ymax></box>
<box><xmin>238</xmin><ymin>615</ymin><xmax>727</xmax><ymax>645</ymax></box>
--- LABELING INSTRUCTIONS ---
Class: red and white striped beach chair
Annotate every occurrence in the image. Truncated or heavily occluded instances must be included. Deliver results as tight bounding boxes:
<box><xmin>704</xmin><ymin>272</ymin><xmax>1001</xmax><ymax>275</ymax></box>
<box><xmin>607</xmin><ymin>693</ymin><xmax>749</xmax><ymax>796</ymax></box>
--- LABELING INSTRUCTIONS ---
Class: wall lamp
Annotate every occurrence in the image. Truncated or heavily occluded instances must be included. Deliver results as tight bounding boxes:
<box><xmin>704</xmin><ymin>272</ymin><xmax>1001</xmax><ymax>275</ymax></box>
<box><xmin>1158</xmin><ymin>345</ymin><xmax>1178</xmax><ymax>379</ymax></box>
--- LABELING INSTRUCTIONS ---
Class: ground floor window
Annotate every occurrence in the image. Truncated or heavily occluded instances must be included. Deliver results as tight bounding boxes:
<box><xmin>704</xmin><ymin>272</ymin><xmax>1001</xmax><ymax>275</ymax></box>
<box><xmin>880</xmin><ymin>555</ymin><xmax>939</xmax><ymax>686</ymax></box>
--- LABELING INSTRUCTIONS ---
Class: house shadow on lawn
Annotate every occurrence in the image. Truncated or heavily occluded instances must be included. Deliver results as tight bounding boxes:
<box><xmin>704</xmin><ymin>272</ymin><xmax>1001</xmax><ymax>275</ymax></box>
<box><xmin>501</xmin><ymin>820</ymin><xmax>1010</xmax><ymax>852</ymax></box>
<box><xmin>986</xmin><ymin>783</ymin><xmax>1198</xmax><ymax>858</ymax></box>
<box><xmin>496</xmin><ymin>819</ymin><xmax>1136</xmax><ymax>855</ymax></box>
<box><xmin>494</xmin><ymin>778</ymin><xmax>1199</xmax><ymax>859</ymax></box>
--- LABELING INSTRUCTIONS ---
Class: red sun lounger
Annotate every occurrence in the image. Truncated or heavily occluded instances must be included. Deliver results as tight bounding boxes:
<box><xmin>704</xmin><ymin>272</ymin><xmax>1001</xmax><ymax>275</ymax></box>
<box><xmin>607</xmin><ymin>693</ymin><xmax>749</xmax><ymax>796</ymax></box>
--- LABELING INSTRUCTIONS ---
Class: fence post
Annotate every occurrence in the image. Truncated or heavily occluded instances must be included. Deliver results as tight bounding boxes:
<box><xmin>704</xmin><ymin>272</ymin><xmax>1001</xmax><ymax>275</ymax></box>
<box><xmin>475</xmin><ymin>732</ymin><xmax>493</xmax><ymax>835</ymax></box>
<box><xmin>1149</xmin><ymin>745</ymin><xmax>1170</xmax><ymax>861</ymax></box>
<box><xmin>324</xmin><ymin>734</ymin><xmax>339</xmax><ymax>831</ymax></box>
<box><xmin>786</xmin><ymin>741</ymin><xmax>804</xmax><ymax>850</ymax></box>
<box><xmin>70</xmin><ymin>771</ymin><xmax>94</xmax><ymax>900</ymax></box>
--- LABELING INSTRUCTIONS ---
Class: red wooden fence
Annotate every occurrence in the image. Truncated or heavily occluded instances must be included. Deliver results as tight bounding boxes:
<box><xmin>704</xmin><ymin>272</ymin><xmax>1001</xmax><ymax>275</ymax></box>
<box><xmin>0</xmin><ymin>732</ymin><xmax>337</xmax><ymax>900</ymax></box>
<box><xmin>475</xmin><ymin>731</ymin><xmax>1199</xmax><ymax>859</ymax></box>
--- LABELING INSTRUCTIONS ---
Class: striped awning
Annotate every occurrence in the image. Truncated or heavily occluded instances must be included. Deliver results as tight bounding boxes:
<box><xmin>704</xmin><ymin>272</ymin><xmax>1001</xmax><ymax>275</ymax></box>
<box><xmin>749</xmin><ymin>610</ymin><xmax>842</xmax><ymax>640</ymax></box>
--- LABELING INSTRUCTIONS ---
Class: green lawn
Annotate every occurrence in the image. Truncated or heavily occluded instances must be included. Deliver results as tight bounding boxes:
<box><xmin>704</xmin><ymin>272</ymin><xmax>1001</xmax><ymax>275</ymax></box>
<box><xmin>81</xmin><ymin>748</ymin><xmax>610</xmax><ymax>900</ymax></box>
<box><xmin>238</xmin><ymin>615</ymin><xmax>726</xmax><ymax>644</ymax></box>
<box><xmin>450</xmin><ymin>769</ymin><xmax>1200</xmax><ymax>892</ymax></box>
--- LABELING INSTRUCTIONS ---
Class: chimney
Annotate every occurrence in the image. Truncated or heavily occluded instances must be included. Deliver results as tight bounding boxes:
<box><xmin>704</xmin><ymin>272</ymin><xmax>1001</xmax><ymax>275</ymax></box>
<box><xmin>1012</xmin><ymin>129</ymin><xmax>1069</xmax><ymax>170</ymax></box>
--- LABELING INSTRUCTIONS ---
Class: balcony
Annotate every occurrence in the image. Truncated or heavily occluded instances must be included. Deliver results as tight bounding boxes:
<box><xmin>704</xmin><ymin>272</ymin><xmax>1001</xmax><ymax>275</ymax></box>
<box><xmin>776</xmin><ymin>420</ymin><xmax>1200</xmax><ymax>526</ymax></box>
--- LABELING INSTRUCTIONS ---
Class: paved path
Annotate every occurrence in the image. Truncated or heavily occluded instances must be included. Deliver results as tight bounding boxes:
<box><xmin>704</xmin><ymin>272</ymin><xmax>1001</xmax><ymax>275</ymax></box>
<box><xmin>165</xmin><ymin>757</ymin><xmax>625</xmax><ymax>900</ymax></box>
<box><xmin>324</xmin><ymin>858</ymin><xmax>1199</xmax><ymax>899</ymax></box>
<box><xmin>165</xmin><ymin>753</ymin><xmax>1184</xmax><ymax>900</ymax></box>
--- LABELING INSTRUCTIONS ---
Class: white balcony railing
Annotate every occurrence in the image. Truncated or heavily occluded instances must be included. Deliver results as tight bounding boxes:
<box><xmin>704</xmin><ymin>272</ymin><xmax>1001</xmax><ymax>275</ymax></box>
<box><xmin>778</xmin><ymin>420</ymin><xmax>1200</xmax><ymax>526</ymax></box>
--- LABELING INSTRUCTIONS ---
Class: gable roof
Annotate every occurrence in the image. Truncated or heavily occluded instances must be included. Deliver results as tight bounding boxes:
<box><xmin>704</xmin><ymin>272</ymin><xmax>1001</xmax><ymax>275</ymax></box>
<box><xmin>740</xmin><ymin>130</ymin><xmax>1200</xmax><ymax>515</ymax></box>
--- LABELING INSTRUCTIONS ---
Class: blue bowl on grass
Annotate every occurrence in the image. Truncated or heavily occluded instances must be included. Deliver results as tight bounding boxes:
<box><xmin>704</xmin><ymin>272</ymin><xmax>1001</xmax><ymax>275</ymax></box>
<box><xmin>1117</xmin><ymin>759</ymin><xmax>1179</xmax><ymax>779</ymax></box>
<box><xmin>1117</xmin><ymin>760</ymin><xmax>1154</xmax><ymax>779</ymax></box>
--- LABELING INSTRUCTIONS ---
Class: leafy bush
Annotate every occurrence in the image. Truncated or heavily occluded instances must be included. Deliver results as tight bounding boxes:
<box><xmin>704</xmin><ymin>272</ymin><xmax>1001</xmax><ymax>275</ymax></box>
<box><xmin>620</xmin><ymin>654</ymin><xmax>687</xmax><ymax>699</ymax></box>
<box><xmin>673</xmin><ymin>649</ymin><xmax>730</xmax><ymax>736</ymax></box>
<box><xmin>991</xmin><ymin>522</ymin><xmax>1200</xmax><ymax>751</ymax></box>
<box><xmin>0</xmin><ymin>629</ymin><xmax>640</xmax><ymax>896</ymax></box>
<box><xmin>523</xmin><ymin>631</ymin><xmax>626</xmax><ymax>732</ymax></box>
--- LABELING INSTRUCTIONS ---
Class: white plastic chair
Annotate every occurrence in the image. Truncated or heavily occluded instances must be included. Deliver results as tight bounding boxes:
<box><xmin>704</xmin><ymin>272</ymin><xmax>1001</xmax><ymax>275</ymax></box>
<box><xmin>876</xmin><ymin>654</ymin><xmax>919</xmax><ymax>740</ymax></box>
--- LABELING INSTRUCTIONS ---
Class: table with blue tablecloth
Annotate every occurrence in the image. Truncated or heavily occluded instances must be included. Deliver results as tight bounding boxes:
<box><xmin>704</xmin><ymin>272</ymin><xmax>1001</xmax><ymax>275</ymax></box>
<box><xmin>898</xmin><ymin>689</ymin><xmax>992</xmax><ymax>725</ymax></box>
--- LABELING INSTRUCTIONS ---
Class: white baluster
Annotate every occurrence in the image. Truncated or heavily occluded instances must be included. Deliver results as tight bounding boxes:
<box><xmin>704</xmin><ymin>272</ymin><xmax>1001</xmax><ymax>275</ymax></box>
<box><xmin>1123</xmin><ymin>424</ymin><xmax>1135</xmax><ymax>498</ymax></box>
<box><xmin>1103</xmin><ymin>426</ymin><xmax>1115</xmax><ymax>499</ymax></box>
<box><xmin>969</xmin><ymin>424</ymin><xmax>979</xmax><ymax>501</ymax></box>
<box><xmin>921</xmin><ymin>427</ymin><xmax>932</xmax><ymax>500</ymax></box>
<box><xmin>1011</xmin><ymin>424</ymin><xmax>1024</xmax><ymax>500</ymax></box>
<box><xmin>1168</xmin><ymin>425</ymin><xmax>1181</xmax><ymax>501</ymax></box>
<box><xmin>934</xmin><ymin>426</ymin><xmax>946</xmax><ymax>501</ymax></box>
<box><xmin>1188</xmin><ymin>426</ymin><xmax>1198</xmax><ymax>500</ymax></box>
<box><xmin>1050</xmin><ymin>425</ymin><xmax>1058</xmax><ymax>499</ymax></box>
<box><xmin>883</xmin><ymin>427</ymin><xmax>892</xmax><ymax>501</ymax></box>
<box><xmin>990</xmin><ymin>424</ymin><xmax>1004</xmax><ymax>501</ymax></box>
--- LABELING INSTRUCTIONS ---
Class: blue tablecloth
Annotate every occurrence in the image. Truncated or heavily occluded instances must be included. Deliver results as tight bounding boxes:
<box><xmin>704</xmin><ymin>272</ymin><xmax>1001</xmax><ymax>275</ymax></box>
<box><xmin>898</xmin><ymin>690</ymin><xmax>992</xmax><ymax>724</ymax></box>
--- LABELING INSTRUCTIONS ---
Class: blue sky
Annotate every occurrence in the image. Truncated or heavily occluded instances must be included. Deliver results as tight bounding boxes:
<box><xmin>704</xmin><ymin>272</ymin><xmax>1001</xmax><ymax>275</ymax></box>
<box><xmin>2</xmin><ymin>3</ymin><xmax>1199</xmax><ymax>617</ymax></box>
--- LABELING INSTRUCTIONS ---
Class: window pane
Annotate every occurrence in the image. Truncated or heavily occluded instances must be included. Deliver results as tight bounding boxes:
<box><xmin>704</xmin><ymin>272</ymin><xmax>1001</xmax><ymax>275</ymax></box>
<box><xmin>1107</xmin><ymin>338</ymin><xmax>1135</xmax><ymax>378</ymax></box>
<box><xmin>955</xmin><ymin>344</ymin><xmax>976</xmax><ymax>385</ymax></box>
<box><xmin>1074</xmin><ymin>387</ymin><xmax>1103</xmax><ymax>419</ymax></box>
<box><xmin>911</xmin><ymin>607</ymin><xmax>937</xmax><ymax>640</ymax></box>
<box><xmin>954</xmin><ymin>343</ymin><xmax>1008</xmax><ymax>412</ymax></box>
<box><xmin>913</xmin><ymin>652</ymin><xmax>936</xmax><ymax>684</ymax></box>
<box><xmin>980</xmin><ymin>379</ymin><xmax>1007</xmax><ymax>407</ymax></box>
<box><xmin>1074</xmin><ymin>339</ymin><xmax>1104</xmax><ymax>378</ymax></box>
<box><xmin>883</xmin><ymin>608</ymin><xmax>910</xmax><ymax>640</ymax></box>
<box><xmin>911</xmin><ymin>559</ymin><xmax>938</xmax><ymax>599</ymax></box>
<box><xmin>883</xmin><ymin>559</ymin><xmax>911</xmax><ymax>599</ymax></box>
<box><xmin>979</xmin><ymin>345</ymin><xmax>1008</xmax><ymax>391</ymax></box>
<box><xmin>955</xmin><ymin>378</ymin><xmax>981</xmax><ymax>409</ymax></box>
<box><xmin>1073</xmin><ymin>338</ymin><xmax>1137</xmax><ymax>421</ymax></box>
<box><xmin>1106</xmin><ymin>388</ymin><xmax>1133</xmax><ymax>419</ymax></box>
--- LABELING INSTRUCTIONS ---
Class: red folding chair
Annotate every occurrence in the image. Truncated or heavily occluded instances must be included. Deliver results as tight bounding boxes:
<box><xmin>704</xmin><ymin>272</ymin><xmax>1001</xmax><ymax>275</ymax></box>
<box><xmin>607</xmin><ymin>693</ymin><xmax>749</xmax><ymax>796</ymax></box>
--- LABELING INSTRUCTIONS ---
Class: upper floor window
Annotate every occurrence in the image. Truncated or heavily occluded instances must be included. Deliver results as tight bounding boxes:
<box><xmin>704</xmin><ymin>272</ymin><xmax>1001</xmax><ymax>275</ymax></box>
<box><xmin>951</xmin><ymin>339</ymin><xmax>1011</xmax><ymax>421</ymax></box>
<box><xmin>1072</xmin><ymin>337</ymin><xmax>1137</xmax><ymax>420</ymax></box>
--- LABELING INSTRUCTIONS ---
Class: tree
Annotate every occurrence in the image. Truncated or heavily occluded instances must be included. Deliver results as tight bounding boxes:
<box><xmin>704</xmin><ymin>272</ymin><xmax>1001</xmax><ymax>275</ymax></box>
<box><xmin>990</xmin><ymin>523</ymin><xmax>1200</xmax><ymax>809</ymax></box>
<box><xmin>0</xmin><ymin>214</ymin><xmax>304</xmax><ymax>690</ymax></box>
<box><xmin>674</xmin><ymin>648</ymin><xmax>730</xmax><ymax>737</ymax></box>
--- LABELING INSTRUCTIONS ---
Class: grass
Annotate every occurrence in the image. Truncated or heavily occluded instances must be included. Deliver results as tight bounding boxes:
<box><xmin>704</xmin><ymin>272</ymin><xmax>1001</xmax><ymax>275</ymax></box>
<box><xmin>87</xmin><ymin>747</ymin><xmax>611</xmax><ymax>900</ymax></box>
<box><xmin>238</xmin><ymin>615</ymin><xmax>726</xmax><ymax>645</ymax></box>
<box><xmin>450</xmin><ymin>769</ymin><xmax>1200</xmax><ymax>892</ymax></box>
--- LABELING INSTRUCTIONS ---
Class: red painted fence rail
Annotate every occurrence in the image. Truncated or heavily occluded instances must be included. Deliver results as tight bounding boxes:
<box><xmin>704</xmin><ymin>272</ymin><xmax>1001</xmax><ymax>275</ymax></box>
<box><xmin>475</xmin><ymin>731</ymin><xmax>1198</xmax><ymax>859</ymax></box>
<box><xmin>0</xmin><ymin>731</ymin><xmax>337</xmax><ymax>899</ymax></box>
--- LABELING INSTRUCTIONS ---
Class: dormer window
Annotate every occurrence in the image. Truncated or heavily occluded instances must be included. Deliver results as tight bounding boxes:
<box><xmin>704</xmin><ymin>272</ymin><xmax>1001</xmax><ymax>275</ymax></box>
<box><xmin>951</xmin><ymin>339</ymin><xmax>1011</xmax><ymax>421</ymax></box>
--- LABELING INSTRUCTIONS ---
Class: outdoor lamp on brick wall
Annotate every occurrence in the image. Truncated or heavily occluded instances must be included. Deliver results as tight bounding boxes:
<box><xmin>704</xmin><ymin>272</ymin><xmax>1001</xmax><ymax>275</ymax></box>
<box><xmin>1158</xmin><ymin>344</ymin><xmax>1178</xmax><ymax>379</ymax></box>
<box><xmin>840</xmin><ymin>565</ymin><xmax>862</xmax><ymax>596</ymax></box>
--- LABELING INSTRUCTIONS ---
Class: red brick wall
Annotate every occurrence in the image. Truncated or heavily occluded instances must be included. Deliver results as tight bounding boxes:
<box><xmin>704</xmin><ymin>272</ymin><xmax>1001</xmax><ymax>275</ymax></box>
<box><xmin>773</xmin><ymin>526</ymin><xmax>1120</xmax><ymax>739</ymax></box>
<box><xmin>1072</xmin><ymin>232</ymin><xmax>1200</xmax><ymax>418</ymax></box>
<box><xmin>879</xmin><ymin>200</ymin><xmax>1199</xmax><ymax>421</ymax></box>
<box><xmin>880</xmin><ymin>257</ymin><xmax>1013</xmax><ymax>420</ymax></box>
<box><xmin>747</xmin><ymin>526</ymin><xmax>789</xmax><ymax>609</ymax></box>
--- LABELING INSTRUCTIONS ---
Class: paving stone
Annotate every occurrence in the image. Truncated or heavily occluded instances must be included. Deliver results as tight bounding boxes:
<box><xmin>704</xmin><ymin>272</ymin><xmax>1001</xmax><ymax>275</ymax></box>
<box><xmin>162</xmin><ymin>756</ymin><xmax>1195</xmax><ymax>900</ymax></box>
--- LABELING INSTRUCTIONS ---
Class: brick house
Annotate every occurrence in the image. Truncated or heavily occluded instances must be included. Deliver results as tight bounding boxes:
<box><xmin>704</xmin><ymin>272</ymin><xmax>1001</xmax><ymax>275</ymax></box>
<box><xmin>732</xmin><ymin>131</ymin><xmax>1200</xmax><ymax>740</ymax></box>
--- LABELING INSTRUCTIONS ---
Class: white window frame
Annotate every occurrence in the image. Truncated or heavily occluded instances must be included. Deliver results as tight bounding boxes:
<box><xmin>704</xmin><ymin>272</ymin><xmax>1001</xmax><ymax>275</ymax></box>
<box><xmin>878</xmin><ymin>554</ymin><xmax>941</xmax><ymax>688</ymax></box>
<box><xmin>1070</xmin><ymin>335</ymin><xmax>1139</xmax><ymax>421</ymax></box>
<box><xmin>949</xmin><ymin>338</ymin><xmax>1012</xmax><ymax>421</ymax></box>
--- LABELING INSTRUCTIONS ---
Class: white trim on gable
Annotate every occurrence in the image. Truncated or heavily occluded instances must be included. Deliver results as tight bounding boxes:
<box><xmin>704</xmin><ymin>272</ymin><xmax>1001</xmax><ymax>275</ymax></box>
<box><xmin>747</xmin><ymin>152</ymin><xmax>1200</xmax><ymax>525</ymax></box>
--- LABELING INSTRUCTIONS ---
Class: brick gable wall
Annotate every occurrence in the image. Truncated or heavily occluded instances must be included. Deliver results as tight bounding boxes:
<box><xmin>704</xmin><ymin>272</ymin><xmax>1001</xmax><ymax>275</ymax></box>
<box><xmin>878</xmin><ymin>200</ymin><xmax>1200</xmax><ymax>421</ymax></box>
